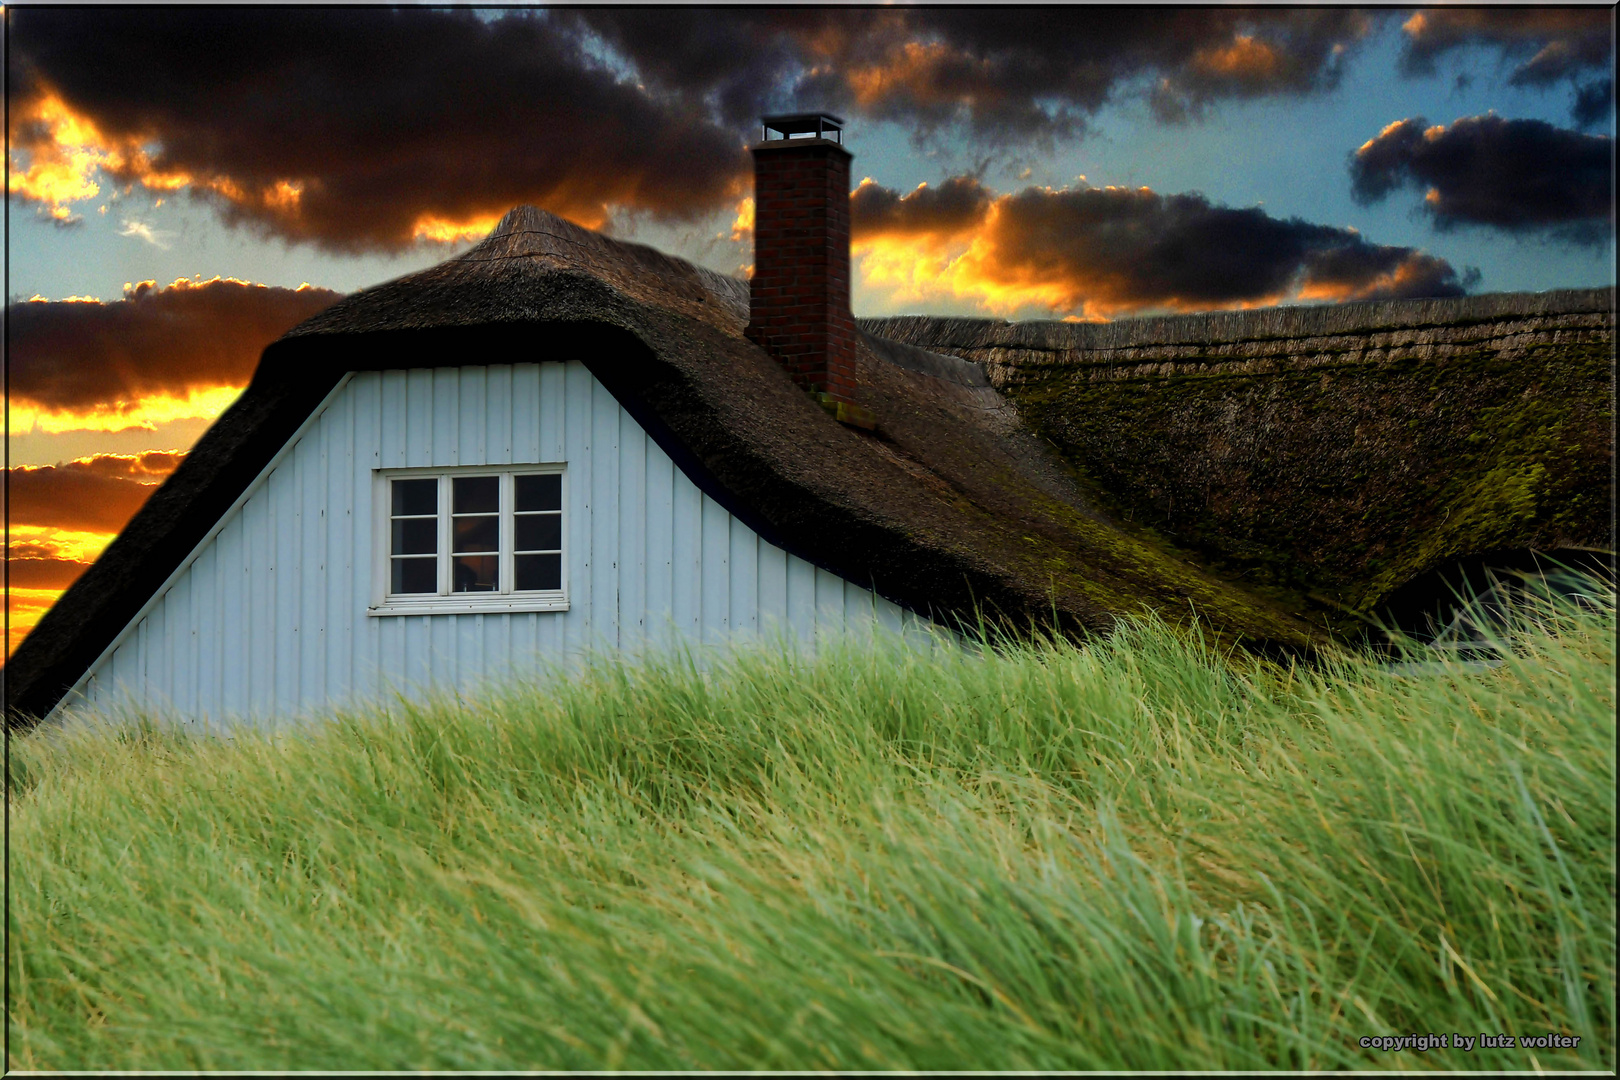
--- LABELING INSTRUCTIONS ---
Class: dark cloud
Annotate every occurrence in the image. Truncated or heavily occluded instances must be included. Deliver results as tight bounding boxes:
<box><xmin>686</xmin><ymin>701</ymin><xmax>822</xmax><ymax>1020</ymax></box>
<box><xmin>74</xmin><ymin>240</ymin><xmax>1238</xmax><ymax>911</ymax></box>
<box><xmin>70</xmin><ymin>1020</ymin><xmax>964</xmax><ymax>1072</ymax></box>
<box><xmin>1571</xmin><ymin>77</ymin><xmax>1614</xmax><ymax>130</ymax></box>
<box><xmin>7</xmin><ymin>540</ymin><xmax>65</xmax><ymax>562</ymax></box>
<box><xmin>9</xmin><ymin>8</ymin><xmax>751</xmax><ymax>252</ymax></box>
<box><xmin>1398</xmin><ymin>8</ymin><xmax>1613</xmax><ymax>126</ymax></box>
<box><xmin>1297</xmin><ymin>241</ymin><xmax>1477</xmax><ymax>303</ymax></box>
<box><xmin>57</xmin><ymin>451</ymin><xmax>187</xmax><ymax>481</ymax></box>
<box><xmin>571</xmin><ymin>8</ymin><xmax>1377</xmax><ymax>139</ymax></box>
<box><xmin>6</xmin><ymin>557</ymin><xmax>91</xmax><ymax>591</ymax></box>
<box><xmin>8</xmin><ymin>279</ymin><xmax>342</xmax><ymax>413</ymax></box>
<box><xmin>850</xmin><ymin>175</ymin><xmax>995</xmax><ymax>238</ymax></box>
<box><xmin>1350</xmin><ymin>114</ymin><xmax>1613</xmax><ymax>242</ymax></box>
<box><xmin>984</xmin><ymin>184</ymin><xmax>1471</xmax><ymax>311</ymax></box>
<box><xmin>9</xmin><ymin>9</ymin><xmax>1382</xmax><ymax>252</ymax></box>
<box><xmin>851</xmin><ymin>178</ymin><xmax>1471</xmax><ymax>316</ymax></box>
<box><xmin>6</xmin><ymin>453</ymin><xmax>185</xmax><ymax>534</ymax></box>
<box><xmin>1400</xmin><ymin>8</ymin><xmax>1611</xmax><ymax>83</ymax></box>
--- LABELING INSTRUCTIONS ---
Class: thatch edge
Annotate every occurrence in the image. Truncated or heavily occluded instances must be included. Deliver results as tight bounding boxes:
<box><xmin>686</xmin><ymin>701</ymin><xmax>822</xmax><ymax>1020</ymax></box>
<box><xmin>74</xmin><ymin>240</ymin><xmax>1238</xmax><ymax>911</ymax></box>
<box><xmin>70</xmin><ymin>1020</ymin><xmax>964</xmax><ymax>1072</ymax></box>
<box><xmin>860</xmin><ymin>286</ymin><xmax>1616</xmax><ymax>354</ymax></box>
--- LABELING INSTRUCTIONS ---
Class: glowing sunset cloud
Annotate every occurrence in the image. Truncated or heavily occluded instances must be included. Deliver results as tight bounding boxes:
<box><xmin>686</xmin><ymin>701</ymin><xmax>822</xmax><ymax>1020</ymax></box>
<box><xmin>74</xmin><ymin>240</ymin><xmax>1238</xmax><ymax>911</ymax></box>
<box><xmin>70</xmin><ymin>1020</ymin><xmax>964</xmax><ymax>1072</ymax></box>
<box><xmin>851</xmin><ymin>177</ymin><xmax>1472</xmax><ymax>319</ymax></box>
<box><xmin>6</xmin><ymin>92</ymin><xmax>194</xmax><ymax>221</ymax></box>
<box><xmin>1192</xmin><ymin>35</ymin><xmax>1281</xmax><ymax>80</ymax></box>
<box><xmin>4</xmin><ymin>454</ymin><xmax>188</xmax><ymax>657</ymax></box>
<box><xmin>6</xmin><ymin>526</ymin><xmax>124</xmax><ymax>569</ymax></box>
<box><xmin>6</xmin><ymin>88</ymin><xmax>323</xmax><ymax>237</ymax></box>
<box><xmin>1351</xmin><ymin>113</ymin><xmax>1612</xmax><ymax>240</ymax></box>
<box><xmin>3</xmin><ymin>274</ymin><xmax>338</xmax><ymax>654</ymax></box>
<box><xmin>410</xmin><ymin>212</ymin><xmax>510</xmax><ymax>245</ymax></box>
<box><xmin>729</xmin><ymin>197</ymin><xmax>754</xmax><ymax>241</ymax></box>
<box><xmin>7</xmin><ymin>591</ymin><xmax>70</xmax><ymax>657</ymax></box>
<box><xmin>5</xmin><ymin>534</ymin><xmax>120</xmax><ymax>659</ymax></box>
<box><xmin>10</xmin><ymin>385</ymin><xmax>245</xmax><ymax>435</ymax></box>
<box><xmin>846</xmin><ymin>40</ymin><xmax>964</xmax><ymax>109</ymax></box>
<box><xmin>10</xmin><ymin>9</ymin><xmax>753</xmax><ymax>252</ymax></box>
<box><xmin>264</xmin><ymin>179</ymin><xmax>305</xmax><ymax>212</ymax></box>
<box><xmin>9</xmin><ymin>277</ymin><xmax>343</xmax><ymax>417</ymax></box>
<box><xmin>6</xmin><ymin>93</ymin><xmax>117</xmax><ymax>218</ymax></box>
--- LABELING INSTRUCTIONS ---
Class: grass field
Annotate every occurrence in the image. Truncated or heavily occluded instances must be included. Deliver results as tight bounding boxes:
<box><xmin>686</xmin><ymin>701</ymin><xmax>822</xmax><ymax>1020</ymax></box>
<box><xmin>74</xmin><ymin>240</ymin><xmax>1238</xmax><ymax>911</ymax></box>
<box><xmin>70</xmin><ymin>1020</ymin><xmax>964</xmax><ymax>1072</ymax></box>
<box><xmin>8</xmin><ymin>591</ymin><xmax>1615</xmax><ymax>1071</ymax></box>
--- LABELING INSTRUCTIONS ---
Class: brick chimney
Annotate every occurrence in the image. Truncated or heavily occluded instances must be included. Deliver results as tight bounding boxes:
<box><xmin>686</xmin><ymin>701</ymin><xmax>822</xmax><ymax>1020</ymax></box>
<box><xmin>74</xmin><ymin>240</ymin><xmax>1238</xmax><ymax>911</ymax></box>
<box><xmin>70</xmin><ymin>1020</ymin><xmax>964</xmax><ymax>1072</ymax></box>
<box><xmin>746</xmin><ymin>113</ymin><xmax>873</xmax><ymax>428</ymax></box>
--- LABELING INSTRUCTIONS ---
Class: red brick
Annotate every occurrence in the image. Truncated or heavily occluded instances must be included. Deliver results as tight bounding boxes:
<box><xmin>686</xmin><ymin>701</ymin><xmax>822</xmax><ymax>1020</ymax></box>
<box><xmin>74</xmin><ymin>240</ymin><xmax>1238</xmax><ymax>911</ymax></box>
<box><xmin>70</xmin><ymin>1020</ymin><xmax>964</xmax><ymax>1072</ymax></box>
<box><xmin>746</xmin><ymin>137</ymin><xmax>863</xmax><ymax>404</ymax></box>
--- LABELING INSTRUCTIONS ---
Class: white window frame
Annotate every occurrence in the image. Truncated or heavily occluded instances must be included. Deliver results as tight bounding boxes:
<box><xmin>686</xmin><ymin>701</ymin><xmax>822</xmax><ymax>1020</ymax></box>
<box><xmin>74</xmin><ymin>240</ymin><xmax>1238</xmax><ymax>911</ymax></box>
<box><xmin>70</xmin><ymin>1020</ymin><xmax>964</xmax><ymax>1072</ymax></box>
<box><xmin>369</xmin><ymin>463</ymin><xmax>569</xmax><ymax>616</ymax></box>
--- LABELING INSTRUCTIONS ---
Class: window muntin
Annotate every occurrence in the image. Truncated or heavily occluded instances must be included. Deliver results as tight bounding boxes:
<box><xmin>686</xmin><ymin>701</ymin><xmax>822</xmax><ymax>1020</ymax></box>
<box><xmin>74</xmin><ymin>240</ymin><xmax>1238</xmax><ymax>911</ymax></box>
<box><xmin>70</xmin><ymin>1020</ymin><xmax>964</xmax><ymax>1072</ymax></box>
<box><xmin>389</xmin><ymin>478</ymin><xmax>439</xmax><ymax>594</ymax></box>
<box><xmin>514</xmin><ymin>473</ymin><xmax>563</xmax><ymax>591</ymax></box>
<box><xmin>452</xmin><ymin>476</ymin><xmax>500</xmax><ymax>592</ymax></box>
<box><xmin>376</xmin><ymin>466</ymin><xmax>566</xmax><ymax>612</ymax></box>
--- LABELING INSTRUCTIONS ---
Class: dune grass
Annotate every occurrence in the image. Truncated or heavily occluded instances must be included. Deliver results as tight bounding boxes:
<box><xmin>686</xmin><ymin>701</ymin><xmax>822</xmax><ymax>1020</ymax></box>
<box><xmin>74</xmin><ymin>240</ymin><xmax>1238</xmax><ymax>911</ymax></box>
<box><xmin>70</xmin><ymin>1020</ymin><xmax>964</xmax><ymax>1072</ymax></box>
<box><xmin>8</xmin><ymin>591</ymin><xmax>1614</xmax><ymax>1071</ymax></box>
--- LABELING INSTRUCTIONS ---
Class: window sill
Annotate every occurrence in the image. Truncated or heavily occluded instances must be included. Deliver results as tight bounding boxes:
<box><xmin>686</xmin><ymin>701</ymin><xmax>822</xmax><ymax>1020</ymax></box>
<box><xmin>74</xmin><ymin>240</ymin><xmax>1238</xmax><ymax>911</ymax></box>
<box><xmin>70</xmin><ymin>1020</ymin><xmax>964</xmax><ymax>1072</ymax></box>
<box><xmin>368</xmin><ymin>594</ymin><xmax>570</xmax><ymax>617</ymax></box>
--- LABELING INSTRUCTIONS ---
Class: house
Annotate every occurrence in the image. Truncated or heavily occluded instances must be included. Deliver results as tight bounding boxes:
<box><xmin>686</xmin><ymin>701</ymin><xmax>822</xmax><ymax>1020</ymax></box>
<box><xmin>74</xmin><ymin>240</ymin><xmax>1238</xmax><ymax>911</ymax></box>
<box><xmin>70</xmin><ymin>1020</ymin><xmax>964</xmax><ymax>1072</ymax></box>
<box><xmin>7</xmin><ymin>114</ymin><xmax>1612</xmax><ymax>729</ymax></box>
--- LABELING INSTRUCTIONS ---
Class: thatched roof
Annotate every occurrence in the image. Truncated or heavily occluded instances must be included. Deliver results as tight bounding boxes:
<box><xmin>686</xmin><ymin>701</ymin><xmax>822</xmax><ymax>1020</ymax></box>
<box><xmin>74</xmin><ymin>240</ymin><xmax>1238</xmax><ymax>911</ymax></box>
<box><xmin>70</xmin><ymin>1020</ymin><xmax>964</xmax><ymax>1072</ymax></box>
<box><xmin>861</xmin><ymin>287</ymin><xmax>1615</xmax><ymax>389</ymax></box>
<box><xmin>6</xmin><ymin>206</ymin><xmax>1323</xmax><ymax>726</ymax></box>
<box><xmin>864</xmin><ymin>288</ymin><xmax>1615</xmax><ymax>624</ymax></box>
<box><xmin>862</xmin><ymin>287</ymin><xmax>1613</xmax><ymax>358</ymax></box>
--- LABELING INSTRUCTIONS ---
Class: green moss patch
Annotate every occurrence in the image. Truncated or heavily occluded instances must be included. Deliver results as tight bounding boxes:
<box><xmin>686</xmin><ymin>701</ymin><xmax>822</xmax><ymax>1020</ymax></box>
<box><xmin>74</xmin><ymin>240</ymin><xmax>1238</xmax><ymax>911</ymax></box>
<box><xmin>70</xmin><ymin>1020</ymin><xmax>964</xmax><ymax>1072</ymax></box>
<box><xmin>998</xmin><ymin>330</ymin><xmax>1612</xmax><ymax>636</ymax></box>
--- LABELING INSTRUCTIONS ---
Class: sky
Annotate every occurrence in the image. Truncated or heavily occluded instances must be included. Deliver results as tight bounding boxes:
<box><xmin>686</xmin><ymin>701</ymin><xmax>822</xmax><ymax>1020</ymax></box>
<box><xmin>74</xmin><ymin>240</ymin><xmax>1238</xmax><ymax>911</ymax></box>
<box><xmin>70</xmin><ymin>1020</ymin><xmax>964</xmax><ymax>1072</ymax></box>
<box><xmin>5</xmin><ymin>5</ymin><xmax>1615</xmax><ymax>654</ymax></box>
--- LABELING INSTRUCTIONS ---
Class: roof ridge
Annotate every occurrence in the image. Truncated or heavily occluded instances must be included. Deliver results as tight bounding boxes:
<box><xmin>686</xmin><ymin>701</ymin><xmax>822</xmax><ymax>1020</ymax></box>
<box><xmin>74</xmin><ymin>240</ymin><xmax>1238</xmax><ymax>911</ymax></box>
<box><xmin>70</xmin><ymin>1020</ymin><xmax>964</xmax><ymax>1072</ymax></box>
<box><xmin>861</xmin><ymin>286</ymin><xmax>1616</xmax><ymax>353</ymax></box>
<box><xmin>457</xmin><ymin>206</ymin><xmax>748</xmax><ymax>297</ymax></box>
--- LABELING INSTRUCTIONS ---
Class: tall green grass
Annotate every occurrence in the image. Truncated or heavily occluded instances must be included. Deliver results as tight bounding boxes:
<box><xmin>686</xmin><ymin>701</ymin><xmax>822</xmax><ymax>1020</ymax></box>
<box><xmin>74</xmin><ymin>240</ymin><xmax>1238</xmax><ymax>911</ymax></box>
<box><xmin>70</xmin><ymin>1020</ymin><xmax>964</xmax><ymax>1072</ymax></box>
<box><xmin>9</xmin><ymin>593</ymin><xmax>1614</xmax><ymax>1070</ymax></box>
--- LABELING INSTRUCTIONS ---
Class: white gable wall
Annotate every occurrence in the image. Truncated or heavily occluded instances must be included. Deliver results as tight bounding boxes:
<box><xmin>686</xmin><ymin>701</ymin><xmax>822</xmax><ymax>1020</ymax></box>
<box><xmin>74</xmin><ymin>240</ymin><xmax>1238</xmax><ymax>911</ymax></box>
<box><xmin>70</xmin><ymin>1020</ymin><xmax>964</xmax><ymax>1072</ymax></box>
<box><xmin>63</xmin><ymin>362</ymin><xmax>929</xmax><ymax>728</ymax></box>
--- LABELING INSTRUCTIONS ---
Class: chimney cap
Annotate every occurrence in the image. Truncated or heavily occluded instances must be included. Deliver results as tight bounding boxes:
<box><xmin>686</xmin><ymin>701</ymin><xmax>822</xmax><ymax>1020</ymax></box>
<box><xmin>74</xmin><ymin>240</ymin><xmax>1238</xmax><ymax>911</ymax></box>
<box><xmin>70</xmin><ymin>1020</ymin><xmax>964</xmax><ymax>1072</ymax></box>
<box><xmin>759</xmin><ymin>112</ymin><xmax>845</xmax><ymax>143</ymax></box>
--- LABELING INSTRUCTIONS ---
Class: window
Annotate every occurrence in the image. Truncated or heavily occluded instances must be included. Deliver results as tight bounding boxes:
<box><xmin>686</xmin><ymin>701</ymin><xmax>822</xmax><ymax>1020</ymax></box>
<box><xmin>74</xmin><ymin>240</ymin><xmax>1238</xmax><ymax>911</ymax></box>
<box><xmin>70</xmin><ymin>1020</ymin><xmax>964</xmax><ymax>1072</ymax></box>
<box><xmin>371</xmin><ymin>465</ymin><xmax>566</xmax><ymax>615</ymax></box>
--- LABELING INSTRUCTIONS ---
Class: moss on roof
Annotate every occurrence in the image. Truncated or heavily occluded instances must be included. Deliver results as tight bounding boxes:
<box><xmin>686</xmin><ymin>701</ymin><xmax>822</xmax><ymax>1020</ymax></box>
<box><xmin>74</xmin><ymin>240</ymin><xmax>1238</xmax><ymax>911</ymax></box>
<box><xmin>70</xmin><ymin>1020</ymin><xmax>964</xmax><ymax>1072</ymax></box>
<box><xmin>864</xmin><ymin>288</ymin><xmax>1615</xmax><ymax>635</ymax></box>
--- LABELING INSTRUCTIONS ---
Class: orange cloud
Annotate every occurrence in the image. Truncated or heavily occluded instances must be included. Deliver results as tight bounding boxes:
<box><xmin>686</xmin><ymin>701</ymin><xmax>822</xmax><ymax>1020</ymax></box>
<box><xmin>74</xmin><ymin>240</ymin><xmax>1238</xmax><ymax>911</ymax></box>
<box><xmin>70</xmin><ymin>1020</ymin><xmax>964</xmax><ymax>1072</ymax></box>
<box><xmin>6</xmin><ymin>93</ymin><xmax>116</xmax><ymax>220</ymax></box>
<box><xmin>6</xmin><ymin>92</ymin><xmax>196</xmax><ymax>223</ymax></box>
<box><xmin>12</xmin><ymin>385</ymin><xmax>245</xmax><ymax>435</ymax></box>
<box><xmin>4</xmin><ymin>279</ymin><xmax>336</xmax><ymax>656</ymax></box>
<box><xmin>850</xmin><ymin>175</ymin><xmax>992</xmax><ymax>242</ymax></box>
<box><xmin>1400</xmin><ymin>7</ymin><xmax>1609</xmax><ymax>71</ymax></box>
<box><xmin>7</xmin><ymin>89</ymin><xmax>331</xmax><ymax>239</ymax></box>
<box><xmin>847</xmin><ymin>40</ymin><xmax>969</xmax><ymax>110</ymax></box>
<box><xmin>1192</xmin><ymin>35</ymin><xmax>1281</xmax><ymax>81</ymax></box>
<box><xmin>8</xmin><ymin>452</ymin><xmax>183</xmax><ymax>534</ymax></box>
<box><xmin>574</xmin><ymin>8</ymin><xmax>1375</xmax><ymax>141</ymax></box>
<box><xmin>7</xmin><ymin>526</ymin><xmax>123</xmax><ymax>573</ymax></box>
<box><xmin>729</xmin><ymin>196</ymin><xmax>754</xmax><ymax>242</ymax></box>
<box><xmin>411</xmin><ymin>211</ymin><xmax>510</xmax><ymax>245</ymax></box>
<box><xmin>7</xmin><ymin>558</ymin><xmax>91</xmax><ymax>592</ymax></box>
<box><xmin>11</xmin><ymin>9</ymin><xmax>751</xmax><ymax>252</ymax></box>
<box><xmin>1294</xmin><ymin>247</ymin><xmax>1462</xmax><ymax>303</ymax></box>
<box><xmin>4</xmin><ymin>454</ymin><xmax>189</xmax><ymax>658</ymax></box>
<box><xmin>9</xmin><ymin>276</ymin><xmax>342</xmax><ymax>421</ymax></box>
<box><xmin>851</xmin><ymin>177</ymin><xmax>1472</xmax><ymax>319</ymax></box>
<box><xmin>7</xmin><ymin>589</ymin><xmax>73</xmax><ymax>658</ymax></box>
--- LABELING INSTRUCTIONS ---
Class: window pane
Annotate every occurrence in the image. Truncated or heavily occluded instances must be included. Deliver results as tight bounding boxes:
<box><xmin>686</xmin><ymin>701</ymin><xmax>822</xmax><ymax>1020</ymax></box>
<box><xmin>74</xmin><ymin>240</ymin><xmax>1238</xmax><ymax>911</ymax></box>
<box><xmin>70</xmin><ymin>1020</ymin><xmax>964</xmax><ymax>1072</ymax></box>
<box><xmin>453</xmin><ymin>475</ymin><xmax>499</xmax><ymax>514</ymax></box>
<box><xmin>452</xmin><ymin>554</ymin><xmax>499</xmax><ymax>592</ymax></box>
<box><xmin>392</xmin><ymin>556</ymin><xmax>437</xmax><ymax>594</ymax></box>
<box><xmin>515</xmin><ymin>512</ymin><xmax>562</xmax><ymax>552</ymax></box>
<box><xmin>515</xmin><ymin>552</ymin><xmax>562</xmax><ymax>591</ymax></box>
<box><xmin>392</xmin><ymin>517</ymin><xmax>437</xmax><ymax>556</ymax></box>
<box><xmin>452</xmin><ymin>515</ymin><xmax>498</xmax><ymax>553</ymax></box>
<box><xmin>515</xmin><ymin>473</ymin><xmax>561</xmax><ymax>512</ymax></box>
<box><xmin>392</xmin><ymin>478</ymin><xmax>437</xmax><ymax>516</ymax></box>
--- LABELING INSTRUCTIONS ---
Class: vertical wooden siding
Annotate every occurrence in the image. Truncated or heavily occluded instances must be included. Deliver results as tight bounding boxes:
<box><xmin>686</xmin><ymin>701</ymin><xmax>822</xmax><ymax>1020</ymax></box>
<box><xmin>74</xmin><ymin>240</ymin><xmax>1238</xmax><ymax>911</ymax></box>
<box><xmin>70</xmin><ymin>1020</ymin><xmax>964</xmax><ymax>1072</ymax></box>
<box><xmin>72</xmin><ymin>363</ymin><xmax>928</xmax><ymax>727</ymax></box>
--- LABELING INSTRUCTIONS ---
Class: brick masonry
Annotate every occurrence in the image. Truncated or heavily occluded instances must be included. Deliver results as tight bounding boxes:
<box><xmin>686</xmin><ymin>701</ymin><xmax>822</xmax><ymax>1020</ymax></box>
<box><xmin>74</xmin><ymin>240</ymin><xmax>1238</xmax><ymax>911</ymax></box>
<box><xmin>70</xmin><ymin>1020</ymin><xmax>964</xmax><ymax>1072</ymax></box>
<box><xmin>745</xmin><ymin>138</ymin><xmax>861</xmax><ymax>406</ymax></box>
